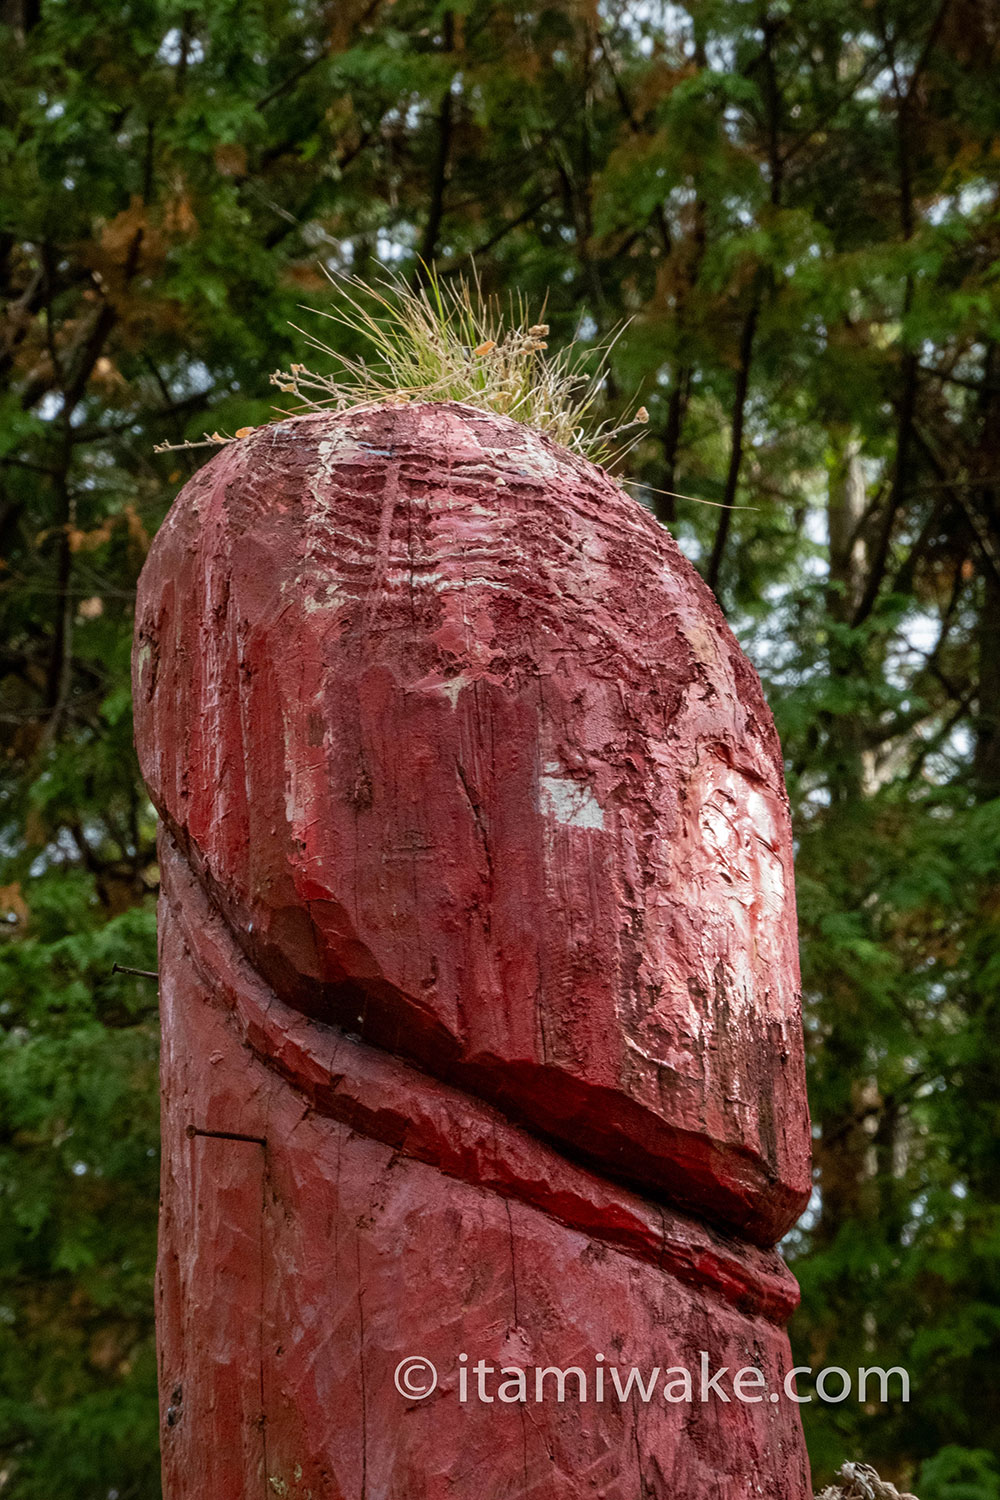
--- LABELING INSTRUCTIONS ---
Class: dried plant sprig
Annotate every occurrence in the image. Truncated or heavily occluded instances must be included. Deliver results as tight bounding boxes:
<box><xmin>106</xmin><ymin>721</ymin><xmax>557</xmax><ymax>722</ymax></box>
<box><xmin>154</xmin><ymin>273</ymin><xmax>740</xmax><ymax>511</ymax></box>
<box><xmin>153</xmin><ymin>427</ymin><xmax>255</xmax><ymax>454</ymax></box>
<box><xmin>270</xmin><ymin>263</ymin><xmax>646</xmax><ymax>467</ymax></box>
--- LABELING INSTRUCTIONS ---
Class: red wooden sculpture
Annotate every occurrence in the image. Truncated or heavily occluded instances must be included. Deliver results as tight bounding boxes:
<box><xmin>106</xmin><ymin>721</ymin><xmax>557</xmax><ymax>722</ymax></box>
<box><xmin>134</xmin><ymin>402</ymin><xmax>813</xmax><ymax>1498</ymax></box>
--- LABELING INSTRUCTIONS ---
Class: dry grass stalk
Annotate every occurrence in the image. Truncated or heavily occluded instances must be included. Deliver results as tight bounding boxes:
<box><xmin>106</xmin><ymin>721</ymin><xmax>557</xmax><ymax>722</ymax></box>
<box><xmin>270</xmin><ymin>263</ymin><xmax>648</xmax><ymax>467</ymax></box>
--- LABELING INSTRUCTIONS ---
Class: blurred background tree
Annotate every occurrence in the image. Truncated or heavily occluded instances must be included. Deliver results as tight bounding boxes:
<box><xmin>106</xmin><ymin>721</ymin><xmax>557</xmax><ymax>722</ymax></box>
<box><xmin>2</xmin><ymin>1</ymin><xmax>999</xmax><ymax>1495</ymax></box>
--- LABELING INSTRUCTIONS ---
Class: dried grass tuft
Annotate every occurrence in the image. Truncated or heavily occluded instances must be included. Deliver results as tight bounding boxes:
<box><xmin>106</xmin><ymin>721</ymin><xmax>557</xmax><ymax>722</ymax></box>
<box><xmin>270</xmin><ymin>263</ymin><xmax>647</xmax><ymax>467</ymax></box>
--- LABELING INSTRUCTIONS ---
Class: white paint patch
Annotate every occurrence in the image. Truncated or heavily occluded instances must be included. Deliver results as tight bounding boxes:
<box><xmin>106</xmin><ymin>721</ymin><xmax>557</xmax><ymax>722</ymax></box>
<box><xmin>316</xmin><ymin>432</ymin><xmax>363</xmax><ymax>470</ymax></box>
<box><xmin>485</xmin><ymin>435</ymin><xmax>565</xmax><ymax>483</ymax></box>
<box><xmin>438</xmin><ymin>674</ymin><xmax>469</xmax><ymax>708</ymax></box>
<box><xmin>301</xmin><ymin>580</ymin><xmax>352</xmax><ymax>613</ymax></box>
<box><xmin>539</xmin><ymin>761</ymin><xmax>604</xmax><ymax>830</ymax></box>
<box><xmin>404</xmin><ymin>495</ymin><xmax>499</xmax><ymax>517</ymax></box>
<box><xmin>431</xmin><ymin>575</ymin><xmax>509</xmax><ymax>594</ymax></box>
<box><xmin>305</xmin><ymin>433</ymin><xmax>365</xmax><ymax>522</ymax></box>
<box><xmin>744</xmin><ymin>785</ymin><xmax>786</xmax><ymax>913</ymax></box>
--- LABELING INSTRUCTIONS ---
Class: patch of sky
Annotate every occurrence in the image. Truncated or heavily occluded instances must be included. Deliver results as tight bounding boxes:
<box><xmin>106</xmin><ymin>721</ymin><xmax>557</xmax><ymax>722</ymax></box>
<box><xmin>157</xmin><ymin>28</ymin><xmax>205</xmax><ymax>66</ymax></box>
<box><xmin>925</xmin><ymin>177</ymin><xmax>996</xmax><ymax>226</ymax></box>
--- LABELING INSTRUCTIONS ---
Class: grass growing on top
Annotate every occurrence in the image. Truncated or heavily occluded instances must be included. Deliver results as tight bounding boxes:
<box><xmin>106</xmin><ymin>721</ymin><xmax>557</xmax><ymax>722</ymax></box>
<box><xmin>270</xmin><ymin>264</ymin><xmax>646</xmax><ymax>466</ymax></box>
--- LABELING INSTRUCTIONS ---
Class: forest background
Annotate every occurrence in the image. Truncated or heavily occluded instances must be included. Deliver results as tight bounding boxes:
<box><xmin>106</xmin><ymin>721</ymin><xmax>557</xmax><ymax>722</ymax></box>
<box><xmin>2</xmin><ymin>1</ymin><xmax>1000</xmax><ymax>1495</ymax></box>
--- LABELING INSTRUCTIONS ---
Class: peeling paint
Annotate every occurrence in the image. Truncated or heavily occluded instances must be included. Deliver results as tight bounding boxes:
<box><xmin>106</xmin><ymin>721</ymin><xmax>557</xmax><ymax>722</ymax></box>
<box><xmin>538</xmin><ymin>763</ymin><xmax>605</xmax><ymax>830</ymax></box>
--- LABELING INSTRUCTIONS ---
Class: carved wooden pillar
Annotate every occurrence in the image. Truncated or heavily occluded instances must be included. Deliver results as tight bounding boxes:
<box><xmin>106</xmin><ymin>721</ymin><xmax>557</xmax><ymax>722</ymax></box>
<box><xmin>134</xmin><ymin>403</ymin><xmax>813</xmax><ymax>1499</ymax></box>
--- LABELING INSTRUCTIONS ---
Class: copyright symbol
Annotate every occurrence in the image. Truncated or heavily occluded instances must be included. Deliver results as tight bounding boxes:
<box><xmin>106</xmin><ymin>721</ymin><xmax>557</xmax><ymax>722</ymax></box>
<box><xmin>394</xmin><ymin>1355</ymin><xmax>438</xmax><ymax>1400</ymax></box>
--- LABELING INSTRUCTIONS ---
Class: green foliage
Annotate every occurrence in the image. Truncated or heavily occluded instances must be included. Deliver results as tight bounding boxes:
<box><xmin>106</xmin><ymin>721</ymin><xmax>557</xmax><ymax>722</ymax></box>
<box><xmin>2</xmin><ymin>0</ymin><xmax>1000</xmax><ymax>1493</ymax></box>
<box><xmin>0</xmin><ymin>892</ymin><xmax>159</xmax><ymax>1498</ymax></box>
<box><xmin>919</xmin><ymin>1448</ymin><xmax>1000</xmax><ymax>1500</ymax></box>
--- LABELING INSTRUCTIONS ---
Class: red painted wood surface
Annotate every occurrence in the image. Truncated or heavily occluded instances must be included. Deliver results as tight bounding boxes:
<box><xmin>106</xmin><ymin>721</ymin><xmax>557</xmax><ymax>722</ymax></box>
<box><xmin>135</xmin><ymin>403</ymin><xmax>813</xmax><ymax>1498</ymax></box>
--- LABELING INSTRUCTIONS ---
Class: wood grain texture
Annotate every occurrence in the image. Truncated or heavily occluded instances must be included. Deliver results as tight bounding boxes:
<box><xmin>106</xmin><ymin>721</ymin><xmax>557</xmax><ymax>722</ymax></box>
<box><xmin>135</xmin><ymin>403</ymin><xmax>813</xmax><ymax>1496</ymax></box>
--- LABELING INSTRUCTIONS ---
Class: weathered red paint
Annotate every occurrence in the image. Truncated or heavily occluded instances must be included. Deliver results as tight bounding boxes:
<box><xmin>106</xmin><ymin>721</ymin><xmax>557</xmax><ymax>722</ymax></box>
<box><xmin>134</xmin><ymin>403</ymin><xmax>813</xmax><ymax>1498</ymax></box>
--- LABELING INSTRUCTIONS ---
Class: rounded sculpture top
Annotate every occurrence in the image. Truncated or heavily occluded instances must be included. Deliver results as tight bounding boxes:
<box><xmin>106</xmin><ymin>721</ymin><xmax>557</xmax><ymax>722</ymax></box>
<box><xmin>134</xmin><ymin>403</ymin><xmax>810</xmax><ymax>1245</ymax></box>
